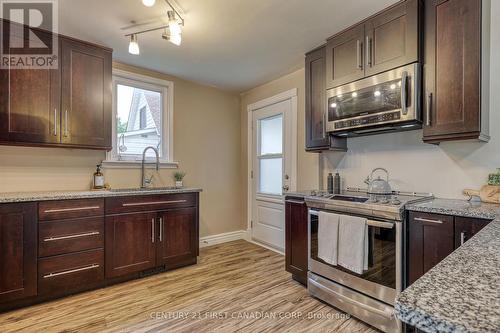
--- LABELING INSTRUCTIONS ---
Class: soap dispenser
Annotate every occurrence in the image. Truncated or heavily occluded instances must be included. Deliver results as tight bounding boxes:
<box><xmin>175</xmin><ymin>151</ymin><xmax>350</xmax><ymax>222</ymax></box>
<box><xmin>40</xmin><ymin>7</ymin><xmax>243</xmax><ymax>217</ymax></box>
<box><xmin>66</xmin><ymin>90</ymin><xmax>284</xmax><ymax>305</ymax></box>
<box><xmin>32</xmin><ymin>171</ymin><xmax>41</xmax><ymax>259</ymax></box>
<box><xmin>93</xmin><ymin>163</ymin><xmax>105</xmax><ymax>190</ymax></box>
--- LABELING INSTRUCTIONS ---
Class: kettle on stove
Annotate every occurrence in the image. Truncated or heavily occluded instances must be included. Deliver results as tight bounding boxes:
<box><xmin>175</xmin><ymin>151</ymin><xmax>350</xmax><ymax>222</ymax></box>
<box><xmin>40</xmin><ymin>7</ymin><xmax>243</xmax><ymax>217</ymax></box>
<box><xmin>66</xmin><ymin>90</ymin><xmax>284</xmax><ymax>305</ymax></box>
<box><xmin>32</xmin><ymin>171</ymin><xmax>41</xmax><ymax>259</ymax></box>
<box><xmin>364</xmin><ymin>168</ymin><xmax>392</xmax><ymax>195</ymax></box>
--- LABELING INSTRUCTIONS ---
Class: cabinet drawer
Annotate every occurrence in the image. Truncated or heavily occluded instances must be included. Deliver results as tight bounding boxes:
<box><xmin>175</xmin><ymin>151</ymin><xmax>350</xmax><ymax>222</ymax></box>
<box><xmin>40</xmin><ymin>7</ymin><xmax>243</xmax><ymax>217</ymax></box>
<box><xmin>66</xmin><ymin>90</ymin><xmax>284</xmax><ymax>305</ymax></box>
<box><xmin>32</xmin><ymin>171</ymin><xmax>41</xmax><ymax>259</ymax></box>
<box><xmin>38</xmin><ymin>249</ymin><xmax>104</xmax><ymax>296</ymax></box>
<box><xmin>39</xmin><ymin>217</ymin><xmax>104</xmax><ymax>257</ymax></box>
<box><xmin>39</xmin><ymin>198</ymin><xmax>104</xmax><ymax>221</ymax></box>
<box><xmin>105</xmin><ymin>193</ymin><xmax>197</xmax><ymax>214</ymax></box>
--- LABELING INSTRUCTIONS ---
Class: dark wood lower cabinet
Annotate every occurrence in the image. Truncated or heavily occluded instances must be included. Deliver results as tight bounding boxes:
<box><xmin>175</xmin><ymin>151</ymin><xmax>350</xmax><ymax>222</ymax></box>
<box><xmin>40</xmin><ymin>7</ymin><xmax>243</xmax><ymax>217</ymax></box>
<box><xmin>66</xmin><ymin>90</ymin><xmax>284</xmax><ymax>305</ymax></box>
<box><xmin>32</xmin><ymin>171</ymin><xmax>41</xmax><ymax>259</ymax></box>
<box><xmin>0</xmin><ymin>203</ymin><xmax>37</xmax><ymax>303</ymax></box>
<box><xmin>105</xmin><ymin>212</ymin><xmax>158</xmax><ymax>278</ymax></box>
<box><xmin>157</xmin><ymin>208</ymin><xmax>198</xmax><ymax>267</ymax></box>
<box><xmin>408</xmin><ymin>212</ymin><xmax>454</xmax><ymax>285</ymax></box>
<box><xmin>454</xmin><ymin>216</ymin><xmax>490</xmax><ymax>248</ymax></box>
<box><xmin>285</xmin><ymin>197</ymin><xmax>308</xmax><ymax>285</ymax></box>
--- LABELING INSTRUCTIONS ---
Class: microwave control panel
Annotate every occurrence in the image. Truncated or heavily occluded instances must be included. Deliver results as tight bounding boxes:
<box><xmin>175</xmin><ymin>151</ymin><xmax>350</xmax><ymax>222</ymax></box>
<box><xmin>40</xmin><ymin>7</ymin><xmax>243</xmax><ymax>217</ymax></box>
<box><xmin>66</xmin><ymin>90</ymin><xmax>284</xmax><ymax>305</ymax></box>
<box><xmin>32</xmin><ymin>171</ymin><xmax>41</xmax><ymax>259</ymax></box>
<box><xmin>334</xmin><ymin>111</ymin><xmax>401</xmax><ymax>130</ymax></box>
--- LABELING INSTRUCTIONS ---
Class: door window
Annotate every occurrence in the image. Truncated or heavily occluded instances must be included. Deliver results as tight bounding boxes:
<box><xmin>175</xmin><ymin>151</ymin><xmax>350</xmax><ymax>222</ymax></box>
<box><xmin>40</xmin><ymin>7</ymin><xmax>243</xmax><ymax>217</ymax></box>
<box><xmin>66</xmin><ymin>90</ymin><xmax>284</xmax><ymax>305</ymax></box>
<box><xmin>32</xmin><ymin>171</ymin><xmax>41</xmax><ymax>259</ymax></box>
<box><xmin>257</xmin><ymin>114</ymin><xmax>283</xmax><ymax>195</ymax></box>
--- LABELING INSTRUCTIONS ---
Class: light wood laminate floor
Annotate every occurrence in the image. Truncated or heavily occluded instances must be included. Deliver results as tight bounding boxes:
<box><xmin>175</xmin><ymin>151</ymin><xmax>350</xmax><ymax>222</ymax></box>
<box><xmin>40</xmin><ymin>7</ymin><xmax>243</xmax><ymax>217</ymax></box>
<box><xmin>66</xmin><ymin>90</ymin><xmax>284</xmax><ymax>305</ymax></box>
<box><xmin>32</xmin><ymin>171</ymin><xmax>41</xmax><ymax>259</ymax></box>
<box><xmin>0</xmin><ymin>240</ymin><xmax>379</xmax><ymax>333</ymax></box>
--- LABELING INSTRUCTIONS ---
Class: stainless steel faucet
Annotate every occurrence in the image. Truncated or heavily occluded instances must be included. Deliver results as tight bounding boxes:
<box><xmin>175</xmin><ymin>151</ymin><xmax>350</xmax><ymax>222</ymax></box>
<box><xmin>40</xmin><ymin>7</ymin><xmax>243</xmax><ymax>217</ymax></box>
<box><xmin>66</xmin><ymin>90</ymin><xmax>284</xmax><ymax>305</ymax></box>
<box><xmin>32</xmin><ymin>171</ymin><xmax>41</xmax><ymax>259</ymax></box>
<box><xmin>141</xmin><ymin>146</ymin><xmax>160</xmax><ymax>188</ymax></box>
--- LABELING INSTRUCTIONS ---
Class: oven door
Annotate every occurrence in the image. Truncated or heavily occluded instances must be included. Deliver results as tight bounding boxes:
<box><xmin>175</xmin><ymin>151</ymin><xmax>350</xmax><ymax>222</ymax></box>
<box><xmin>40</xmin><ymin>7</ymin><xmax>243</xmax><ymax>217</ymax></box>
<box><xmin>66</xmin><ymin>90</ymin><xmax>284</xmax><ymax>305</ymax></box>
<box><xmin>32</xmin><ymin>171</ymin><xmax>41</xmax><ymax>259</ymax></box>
<box><xmin>308</xmin><ymin>209</ymin><xmax>402</xmax><ymax>305</ymax></box>
<box><xmin>326</xmin><ymin>63</ymin><xmax>420</xmax><ymax>133</ymax></box>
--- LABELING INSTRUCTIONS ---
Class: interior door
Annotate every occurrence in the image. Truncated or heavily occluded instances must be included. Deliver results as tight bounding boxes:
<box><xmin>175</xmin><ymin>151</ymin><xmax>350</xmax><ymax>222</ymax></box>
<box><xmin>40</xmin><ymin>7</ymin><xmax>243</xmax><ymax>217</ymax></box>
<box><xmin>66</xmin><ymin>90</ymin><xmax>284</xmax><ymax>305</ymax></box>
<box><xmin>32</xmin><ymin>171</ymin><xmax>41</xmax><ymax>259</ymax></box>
<box><xmin>251</xmin><ymin>99</ymin><xmax>293</xmax><ymax>251</ymax></box>
<box><xmin>60</xmin><ymin>37</ymin><xmax>112</xmax><ymax>148</ymax></box>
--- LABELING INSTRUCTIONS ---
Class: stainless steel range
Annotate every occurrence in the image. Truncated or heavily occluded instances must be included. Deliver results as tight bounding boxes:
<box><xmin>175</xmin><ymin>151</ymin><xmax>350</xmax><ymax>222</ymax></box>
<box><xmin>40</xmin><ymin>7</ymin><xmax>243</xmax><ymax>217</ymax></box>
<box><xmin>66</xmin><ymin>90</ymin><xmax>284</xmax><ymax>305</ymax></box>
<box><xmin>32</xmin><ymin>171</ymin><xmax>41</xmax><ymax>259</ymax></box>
<box><xmin>305</xmin><ymin>187</ymin><xmax>433</xmax><ymax>333</ymax></box>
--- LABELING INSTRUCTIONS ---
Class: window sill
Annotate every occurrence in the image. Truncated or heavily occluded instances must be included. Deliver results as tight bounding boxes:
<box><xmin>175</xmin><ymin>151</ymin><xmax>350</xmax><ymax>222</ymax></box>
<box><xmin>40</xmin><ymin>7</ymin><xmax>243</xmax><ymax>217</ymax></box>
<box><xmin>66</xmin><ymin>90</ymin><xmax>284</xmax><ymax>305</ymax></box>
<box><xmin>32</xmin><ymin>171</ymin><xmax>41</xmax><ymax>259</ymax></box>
<box><xmin>102</xmin><ymin>160</ymin><xmax>179</xmax><ymax>169</ymax></box>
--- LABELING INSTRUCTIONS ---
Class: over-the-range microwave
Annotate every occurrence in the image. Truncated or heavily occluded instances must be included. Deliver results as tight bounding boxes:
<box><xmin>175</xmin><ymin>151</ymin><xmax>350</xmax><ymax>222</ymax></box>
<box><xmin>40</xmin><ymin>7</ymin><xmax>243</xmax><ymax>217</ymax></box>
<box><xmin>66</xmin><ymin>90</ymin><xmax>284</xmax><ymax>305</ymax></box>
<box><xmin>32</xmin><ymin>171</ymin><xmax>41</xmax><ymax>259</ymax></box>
<box><xmin>326</xmin><ymin>63</ymin><xmax>421</xmax><ymax>137</ymax></box>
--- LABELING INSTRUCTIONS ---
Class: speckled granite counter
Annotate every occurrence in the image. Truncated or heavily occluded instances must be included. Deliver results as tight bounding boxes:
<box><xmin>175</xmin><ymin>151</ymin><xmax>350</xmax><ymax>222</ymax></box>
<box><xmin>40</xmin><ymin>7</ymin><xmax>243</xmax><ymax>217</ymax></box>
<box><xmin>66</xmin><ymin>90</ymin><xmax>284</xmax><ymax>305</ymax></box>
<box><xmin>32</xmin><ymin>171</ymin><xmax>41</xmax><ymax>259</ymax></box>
<box><xmin>0</xmin><ymin>187</ymin><xmax>202</xmax><ymax>203</ymax></box>
<box><xmin>396</xmin><ymin>198</ymin><xmax>500</xmax><ymax>333</ymax></box>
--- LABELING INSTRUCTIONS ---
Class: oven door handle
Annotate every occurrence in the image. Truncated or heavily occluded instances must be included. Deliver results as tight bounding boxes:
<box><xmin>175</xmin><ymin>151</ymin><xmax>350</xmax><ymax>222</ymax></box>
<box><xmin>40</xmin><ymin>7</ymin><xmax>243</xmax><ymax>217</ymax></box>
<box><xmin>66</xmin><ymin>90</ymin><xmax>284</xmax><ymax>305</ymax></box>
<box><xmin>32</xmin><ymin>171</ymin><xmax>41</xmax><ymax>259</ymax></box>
<box><xmin>309</xmin><ymin>210</ymin><xmax>394</xmax><ymax>229</ymax></box>
<box><xmin>308</xmin><ymin>277</ymin><xmax>394</xmax><ymax>319</ymax></box>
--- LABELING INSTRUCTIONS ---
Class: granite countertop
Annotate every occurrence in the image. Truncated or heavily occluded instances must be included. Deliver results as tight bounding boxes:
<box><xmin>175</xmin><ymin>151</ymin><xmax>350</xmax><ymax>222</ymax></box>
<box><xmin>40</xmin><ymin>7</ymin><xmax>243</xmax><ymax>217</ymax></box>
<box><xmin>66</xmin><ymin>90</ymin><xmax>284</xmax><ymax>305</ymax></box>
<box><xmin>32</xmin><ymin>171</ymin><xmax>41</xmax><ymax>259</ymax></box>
<box><xmin>396</xmin><ymin>198</ymin><xmax>500</xmax><ymax>333</ymax></box>
<box><xmin>0</xmin><ymin>187</ymin><xmax>203</xmax><ymax>203</ymax></box>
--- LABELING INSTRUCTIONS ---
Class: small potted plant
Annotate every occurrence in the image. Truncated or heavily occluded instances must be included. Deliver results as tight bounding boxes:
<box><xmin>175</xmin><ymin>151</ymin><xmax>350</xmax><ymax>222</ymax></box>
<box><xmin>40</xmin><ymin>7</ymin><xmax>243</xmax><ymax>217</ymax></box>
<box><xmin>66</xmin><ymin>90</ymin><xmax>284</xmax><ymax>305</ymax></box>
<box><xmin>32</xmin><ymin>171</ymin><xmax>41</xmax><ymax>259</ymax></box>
<box><xmin>174</xmin><ymin>171</ymin><xmax>186</xmax><ymax>188</ymax></box>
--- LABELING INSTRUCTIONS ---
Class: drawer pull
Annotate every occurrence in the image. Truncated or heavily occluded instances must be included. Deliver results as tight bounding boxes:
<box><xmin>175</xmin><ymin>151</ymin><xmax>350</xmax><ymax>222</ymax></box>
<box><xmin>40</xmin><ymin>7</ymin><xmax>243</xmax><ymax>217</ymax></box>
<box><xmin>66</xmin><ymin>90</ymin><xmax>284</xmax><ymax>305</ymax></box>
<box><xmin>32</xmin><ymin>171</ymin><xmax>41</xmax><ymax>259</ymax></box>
<box><xmin>414</xmin><ymin>217</ymin><xmax>443</xmax><ymax>224</ymax></box>
<box><xmin>43</xmin><ymin>264</ymin><xmax>100</xmax><ymax>279</ymax></box>
<box><xmin>44</xmin><ymin>206</ymin><xmax>101</xmax><ymax>213</ymax></box>
<box><xmin>122</xmin><ymin>200</ymin><xmax>187</xmax><ymax>207</ymax></box>
<box><xmin>43</xmin><ymin>231</ymin><xmax>100</xmax><ymax>242</ymax></box>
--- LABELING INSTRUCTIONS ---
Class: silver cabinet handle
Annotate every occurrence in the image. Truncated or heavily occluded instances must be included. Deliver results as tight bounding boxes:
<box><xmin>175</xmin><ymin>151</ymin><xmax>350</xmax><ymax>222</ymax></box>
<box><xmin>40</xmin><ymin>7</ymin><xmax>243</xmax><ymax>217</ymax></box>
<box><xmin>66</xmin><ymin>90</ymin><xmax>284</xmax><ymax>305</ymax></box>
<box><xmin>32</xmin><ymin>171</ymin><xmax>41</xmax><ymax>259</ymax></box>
<box><xmin>151</xmin><ymin>218</ymin><xmax>155</xmax><ymax>243</ymax></box>
<box><xmin>356</xmin><ymin>40</ymin><xmax>363</xmax><ymax>70</ymax></box>
<box><xmin>286</xmin><ymin>199</ymin><xmax>305</xmax><ymax>205</ymax></box>
<box><xmin>460</xmin><ymin>232</ymin><xmax>466</xmax><ymax>246</ymax></box>
<box><xmin>159</xmin><ymin>217</ymin><xmax>163</xmax><ymax>242</ymax></box>
<box><xmin>414</xmin><ymin>217</ymin><xmax>443</xmax><ymax>224</ymax></box>
<box><xmin>44</xmin><ymin>206</ymin><xmax>101</xmax><ymax>213</ymax></box>
<box><xmin>366</xmin><ymin>36</ymin><xmax>372</xmax><ymax>67</ymax></box>
<box><xmin>400</xmin><ymin>71</ymin><xmax>408</xmax><ymax>115</ymax></box>
<box><xmin>43</xmin><ymin>231</ymin><xmax>100</xmax><ymax>242</ymax></box>
<box><xmin>122</xmin><ymin>200</ymin><xmax>187</xmax><ymax>207</ymax></box>
<box><xmin>53</xmin><ymin>109</ymin><xmax>58</xmax><ymax>136</ymax></box>
<box><xmin>426</xmin><ymin>93</ymin><xmax>432</xmax><ymax>126</ymax></box>
<box><xmin>43</xmin><ymin>264</ymin><xmax>100</xmax><ymax>279</ymax></box>
<box><xmin>64</xmin><ymin>110</ymin><xmax>69</xmax><ymax>137</ymax></box>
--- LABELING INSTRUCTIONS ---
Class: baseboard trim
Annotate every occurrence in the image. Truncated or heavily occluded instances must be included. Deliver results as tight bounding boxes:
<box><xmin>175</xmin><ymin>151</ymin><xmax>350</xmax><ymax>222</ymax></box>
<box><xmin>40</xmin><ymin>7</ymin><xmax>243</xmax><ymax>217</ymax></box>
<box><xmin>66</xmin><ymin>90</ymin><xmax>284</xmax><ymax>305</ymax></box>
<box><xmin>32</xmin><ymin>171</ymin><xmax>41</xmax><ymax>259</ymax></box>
<box><xmin>199</xmin><ymin>230</ymin><xmax>248</xmax><ymax>248</ymax></box>
<box><xmin>248</xmin><ymin>239</ymin><xmax>285</xmax><ymax>256</ymax></box>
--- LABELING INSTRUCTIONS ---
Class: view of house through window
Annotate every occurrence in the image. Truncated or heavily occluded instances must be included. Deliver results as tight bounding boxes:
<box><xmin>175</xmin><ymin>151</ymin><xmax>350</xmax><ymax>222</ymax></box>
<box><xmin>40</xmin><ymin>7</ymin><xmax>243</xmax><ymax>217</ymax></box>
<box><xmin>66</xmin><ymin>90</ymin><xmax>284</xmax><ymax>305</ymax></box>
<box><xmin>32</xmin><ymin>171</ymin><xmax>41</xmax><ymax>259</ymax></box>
<box><xmin>116</xmin><ymin>84</ymin><xmax>163</xmax><ymax>159</ymax></box>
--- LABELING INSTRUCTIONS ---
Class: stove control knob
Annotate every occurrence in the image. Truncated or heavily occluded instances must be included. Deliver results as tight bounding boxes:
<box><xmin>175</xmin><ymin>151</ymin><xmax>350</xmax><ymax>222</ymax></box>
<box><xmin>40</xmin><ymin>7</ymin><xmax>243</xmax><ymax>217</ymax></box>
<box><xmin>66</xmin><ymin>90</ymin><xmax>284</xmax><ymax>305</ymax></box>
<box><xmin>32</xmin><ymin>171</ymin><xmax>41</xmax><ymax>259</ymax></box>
<box><xmin>311</xmin><ymin>190</ymin><xmax>317</xmax><ymax>196</ymax></box>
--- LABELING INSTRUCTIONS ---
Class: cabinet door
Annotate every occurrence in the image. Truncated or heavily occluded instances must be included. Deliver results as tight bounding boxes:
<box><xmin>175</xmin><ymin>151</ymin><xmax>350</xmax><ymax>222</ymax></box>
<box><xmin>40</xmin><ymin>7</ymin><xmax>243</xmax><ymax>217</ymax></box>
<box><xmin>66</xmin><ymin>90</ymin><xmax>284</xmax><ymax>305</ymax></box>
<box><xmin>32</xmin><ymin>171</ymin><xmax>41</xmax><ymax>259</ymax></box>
<box><xmin>285</xmin><ymin>198</ymin><xmax>308</xmax><ymax>285</ymax></box>
<box><xmin>157</xmin><ymin>208</ymin><xmax>197</xmax><ymax>267</ymax></box>
<box><xmin>305</xmin><ymin>47</ymin><xmax>329</xmax><ymax>150</ymax></box>
<box><xmin>423</xmin><ymin>0</ymin><xmax>481</xmax><ymax>142</ymax></box>
<box><xmin>0</xmin><ymin>29</ymin><xmax>60</xmax><ymax>144</ymax></box>
<box><xmin>365</xmin><ymin>0</ymin><xmax>419</xmax><ymax>76</ymax></box>
<box><xmin>0</xmin><ymin>203</ymin><xmax>37</xmax><ymax>303</ymax></box>
<box><xmin>326</xmin><ymin>24</ymin><xmax>365</xmax><ymax>88</ymax></box>
<box><xmin>60</xmin><ymin>37</ymin><xmax>112</xmax><ymax>149</ymax></box>
<box><xmin>408</xmin><ymin>212</ymin><xmax>454</xmax><ymax>285</ymax></box>
<box><xmin>454</xmin><ymin>217</ymin><xmax>491</xmax><ymax>249</ymax></box>
<box><xmin>105</xmin><ymin>212</ymin><xmax>157</xmax><ymax>278</ymax></box>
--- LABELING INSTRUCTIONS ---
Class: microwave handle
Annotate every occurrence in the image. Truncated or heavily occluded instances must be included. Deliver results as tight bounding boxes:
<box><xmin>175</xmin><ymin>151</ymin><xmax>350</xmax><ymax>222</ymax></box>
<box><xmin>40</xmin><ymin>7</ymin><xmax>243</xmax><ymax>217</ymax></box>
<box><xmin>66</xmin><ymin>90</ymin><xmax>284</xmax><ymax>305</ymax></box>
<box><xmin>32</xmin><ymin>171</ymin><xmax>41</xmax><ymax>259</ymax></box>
<box><xmin>401</xmin><ymin>71</ymin><xmax>408</xmax><ymax>115</ymax></box>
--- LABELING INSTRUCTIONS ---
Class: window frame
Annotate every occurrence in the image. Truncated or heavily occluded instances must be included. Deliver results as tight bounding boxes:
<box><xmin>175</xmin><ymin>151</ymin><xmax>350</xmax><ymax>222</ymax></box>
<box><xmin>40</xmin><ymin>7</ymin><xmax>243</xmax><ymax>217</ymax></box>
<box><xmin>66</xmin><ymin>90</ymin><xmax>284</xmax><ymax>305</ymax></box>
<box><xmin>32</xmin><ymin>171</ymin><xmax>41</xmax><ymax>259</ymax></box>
<box><xmin>104</xmin><ymin>69</ymin><xmax>176</xmax><ymax>168</ymax></box>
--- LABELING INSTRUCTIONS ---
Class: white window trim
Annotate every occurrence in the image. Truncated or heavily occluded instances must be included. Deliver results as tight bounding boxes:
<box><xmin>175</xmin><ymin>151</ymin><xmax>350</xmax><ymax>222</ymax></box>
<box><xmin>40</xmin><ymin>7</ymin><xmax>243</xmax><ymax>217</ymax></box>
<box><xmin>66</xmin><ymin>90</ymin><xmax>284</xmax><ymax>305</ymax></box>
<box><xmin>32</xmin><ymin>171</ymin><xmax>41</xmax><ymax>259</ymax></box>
<box><xmin>103</xmin><ymin>68</ymin><xmax>177</xmax><ymax>169</ymax></box>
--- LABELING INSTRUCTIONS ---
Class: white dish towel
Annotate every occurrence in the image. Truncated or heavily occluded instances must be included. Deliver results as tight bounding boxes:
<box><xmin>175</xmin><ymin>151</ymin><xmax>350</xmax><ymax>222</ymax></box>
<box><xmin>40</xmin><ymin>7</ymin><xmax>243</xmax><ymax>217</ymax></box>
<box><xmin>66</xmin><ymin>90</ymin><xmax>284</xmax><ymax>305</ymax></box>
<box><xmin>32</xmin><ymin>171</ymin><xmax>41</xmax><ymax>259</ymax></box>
<box><xmin>317</xmin><ymin>211</ymin><xmax>340</xmax><ymax>265</ymax></box>
<box><xmin>338</xmin><ymin>214</ymin><xmax>368</xmax><ymax>274</ymax></box>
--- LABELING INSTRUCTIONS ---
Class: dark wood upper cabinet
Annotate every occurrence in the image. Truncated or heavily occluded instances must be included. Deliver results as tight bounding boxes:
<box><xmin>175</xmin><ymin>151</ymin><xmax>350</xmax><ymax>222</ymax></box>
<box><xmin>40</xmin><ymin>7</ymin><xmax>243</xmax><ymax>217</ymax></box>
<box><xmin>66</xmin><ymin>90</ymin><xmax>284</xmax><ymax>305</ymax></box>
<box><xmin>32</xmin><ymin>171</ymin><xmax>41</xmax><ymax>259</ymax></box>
<box><xmin>423</xmin><ymin>0</ymin><xmax>489</xmax><ymax>143</ymax></box>
<box><xmin>305</xmin><ymin>46</ymin><xmax>347</xmax><ymax>152</ymax></box>
<box><xmin>326</xmin><ymin>24</ymin><xmax>365</xmax><ymax>89</ymax></box>
<box><xmin>408</xmin><ymin>211</ymin><xmax>454</xmax><ymax>285</ymax></box>
<box><xmin>365</xmin><ymin>0</ymin><xmax>420</xmax><ymax>76</ymax></box>
<box><xmin>285</xmin><ymin>197</ymin><xmax>308</xmax><ymax>285</ymax></box>
<box><xmin>60</xmin><ymin>37</ymin><xmax>112</xmax><ymax>149</ymax></box>
<box><xmin>326</xmin><ymin>0</ymin><xmax>420</xmax><ymax>89</ymax></box>
<box><xmin>105</xmin><ymin>212</ymin><xmax>157</xmax><ymax>278</ymax></box>
<box><xmin>0</xmin><ymin>30</ymin><xmax>60</xmax><ymax>144</ymax></box>
<box><xmin>0</xmin><ymin>203</ymin><xmax>37</xmax><ymax>303</ymax></box>
<box><xmin>157</xmin><ymin>208</ymin><xmax>198</xmax><ymax>267</ymax></box>
<box><xmin>0</xmin><ymin>19</ymin><xmax>112</xmax><ymax>150</ymax></box>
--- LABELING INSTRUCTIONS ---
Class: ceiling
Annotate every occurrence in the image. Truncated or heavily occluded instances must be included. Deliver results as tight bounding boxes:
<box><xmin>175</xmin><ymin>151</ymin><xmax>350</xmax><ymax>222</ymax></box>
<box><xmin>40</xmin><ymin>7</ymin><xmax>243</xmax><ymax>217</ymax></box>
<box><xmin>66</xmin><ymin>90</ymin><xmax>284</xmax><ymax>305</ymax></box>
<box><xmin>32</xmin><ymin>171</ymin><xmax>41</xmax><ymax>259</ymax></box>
<box><xmin>59</xmin><ymin>0</ymin><xmax>398</xmax><ymax>92</ymax></box>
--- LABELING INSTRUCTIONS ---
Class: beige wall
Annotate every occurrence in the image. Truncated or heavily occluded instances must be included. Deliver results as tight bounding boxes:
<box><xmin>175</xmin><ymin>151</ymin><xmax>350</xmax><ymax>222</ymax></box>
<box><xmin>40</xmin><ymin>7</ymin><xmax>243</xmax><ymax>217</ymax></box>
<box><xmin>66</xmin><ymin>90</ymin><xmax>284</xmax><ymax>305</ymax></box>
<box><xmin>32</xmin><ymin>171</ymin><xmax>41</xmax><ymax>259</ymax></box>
<box><xmin>0</xmin><ymin>62</ymin><xmax>242</xmax><ymax>238</ymax></box>
<box><xmin>239</xmin><ymin>69</ymin><xmax>320</xmax><ymax>230</ymax></box>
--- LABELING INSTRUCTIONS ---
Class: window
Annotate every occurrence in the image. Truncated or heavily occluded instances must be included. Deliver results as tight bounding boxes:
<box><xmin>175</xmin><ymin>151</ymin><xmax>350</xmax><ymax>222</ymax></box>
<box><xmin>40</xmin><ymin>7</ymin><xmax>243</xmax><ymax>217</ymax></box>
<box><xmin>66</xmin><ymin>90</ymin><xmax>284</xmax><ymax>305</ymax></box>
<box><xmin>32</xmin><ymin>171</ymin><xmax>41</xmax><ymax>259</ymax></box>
<box><xmin>257</xmin><ymin>114</ymin><xmax>283</xmax><ymax>195</ymax></box>
<box><xmin>106</xmin><ymin>70</ymin><xmax>174</xmax><ymax>165</ymax></box>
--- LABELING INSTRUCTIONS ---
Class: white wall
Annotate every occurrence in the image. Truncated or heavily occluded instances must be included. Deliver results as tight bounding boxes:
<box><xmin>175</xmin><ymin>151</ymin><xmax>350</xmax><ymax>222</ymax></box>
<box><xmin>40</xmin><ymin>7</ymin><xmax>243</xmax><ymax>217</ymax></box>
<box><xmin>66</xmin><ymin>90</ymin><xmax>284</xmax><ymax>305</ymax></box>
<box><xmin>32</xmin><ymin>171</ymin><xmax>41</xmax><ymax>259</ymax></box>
<box><xmin>321</xmin><ymin>1</ymin><xmax>500</xmax><ymax>199</ymax></box>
